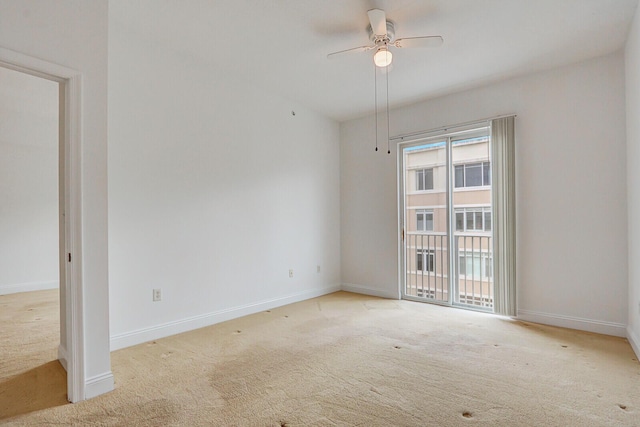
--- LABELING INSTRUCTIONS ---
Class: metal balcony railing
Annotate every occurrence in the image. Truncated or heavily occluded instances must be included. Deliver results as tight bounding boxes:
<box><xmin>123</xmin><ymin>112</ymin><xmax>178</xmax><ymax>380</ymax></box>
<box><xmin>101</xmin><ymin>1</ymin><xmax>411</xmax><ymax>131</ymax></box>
<box><xmin>405</xmin><ymin>232</ymin><xmax>448</xmax><ymax>303</ymax></box>
<box><xmin>405</xmin><ymin>232</ymin><xmax>493</xmax><ymax>309</ymax></box>
<box><xmin>455</xmin><ymin>233</ymin><xmax>493</xmax><ymax>309</ymax></box>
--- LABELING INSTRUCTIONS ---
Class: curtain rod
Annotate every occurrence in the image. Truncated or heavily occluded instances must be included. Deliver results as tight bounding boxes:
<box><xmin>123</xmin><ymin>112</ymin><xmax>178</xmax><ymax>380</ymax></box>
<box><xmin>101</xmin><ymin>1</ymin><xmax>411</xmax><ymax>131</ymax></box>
<box><xmin>390</xmin><ymin>113</ymin><xmax>517</xmax><ymax>143</ymax></box>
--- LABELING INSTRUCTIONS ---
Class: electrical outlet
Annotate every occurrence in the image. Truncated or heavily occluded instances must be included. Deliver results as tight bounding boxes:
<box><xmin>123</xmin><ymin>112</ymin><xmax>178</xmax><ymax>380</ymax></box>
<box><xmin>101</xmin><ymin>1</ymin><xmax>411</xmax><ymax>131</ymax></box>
<box><xmin>289</xmin><ymin>269</ymin><xmax>294</xmax><ymax>278</ymax></box>
<box><xmin>153</xmin><ymin>288</ymin><xmax>162</xmax><ymax>302</ymax></box>
<box><xmin>317</xmin><ymin>265</ymin><xmax>321</xmax><ymax>273</ymax></box>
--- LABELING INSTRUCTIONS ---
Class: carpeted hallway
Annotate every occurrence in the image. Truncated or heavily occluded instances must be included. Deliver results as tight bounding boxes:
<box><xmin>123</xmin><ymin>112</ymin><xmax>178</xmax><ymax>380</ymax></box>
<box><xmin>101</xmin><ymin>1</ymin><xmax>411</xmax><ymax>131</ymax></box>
<box><xmin>1</xmin><ymin>289</ymin><xmax>639</xmax><ymax>426</ymax></box>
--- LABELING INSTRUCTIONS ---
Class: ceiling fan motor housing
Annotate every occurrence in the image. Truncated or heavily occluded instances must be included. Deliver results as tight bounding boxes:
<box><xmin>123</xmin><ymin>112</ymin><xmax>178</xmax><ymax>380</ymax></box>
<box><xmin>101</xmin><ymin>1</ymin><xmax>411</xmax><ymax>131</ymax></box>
<box><xmin>368</xmin><ymin>21</ymin><xmax>395</xmax><ymax>44</ymax></box>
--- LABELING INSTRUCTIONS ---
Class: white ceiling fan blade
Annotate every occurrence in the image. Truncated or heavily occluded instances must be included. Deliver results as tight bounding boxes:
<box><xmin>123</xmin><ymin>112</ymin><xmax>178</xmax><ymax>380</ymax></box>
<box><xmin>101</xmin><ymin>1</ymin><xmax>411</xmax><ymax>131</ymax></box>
<box><xmin>367</xmin><ymin>8</ymin><xmax>387</xmax><ymax>37</ymax></box>
<box><xmin>327</xmin><ymin>45</ymin><xmax>374</xmax><ymax>59</ymax></box>
<box><xmin>394</xmin><ymin>36</ymin><xmax>444</xmax><ymax>48</ymax></box>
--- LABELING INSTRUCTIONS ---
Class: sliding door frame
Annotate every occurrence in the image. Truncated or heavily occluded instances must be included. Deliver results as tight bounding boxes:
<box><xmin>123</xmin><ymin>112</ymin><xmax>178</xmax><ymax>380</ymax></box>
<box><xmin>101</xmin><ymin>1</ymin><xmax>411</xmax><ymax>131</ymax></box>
<box><xmin>397</xmin><ymin>123</ymin><xmax>493</xmax><ymax>311</ymax></box>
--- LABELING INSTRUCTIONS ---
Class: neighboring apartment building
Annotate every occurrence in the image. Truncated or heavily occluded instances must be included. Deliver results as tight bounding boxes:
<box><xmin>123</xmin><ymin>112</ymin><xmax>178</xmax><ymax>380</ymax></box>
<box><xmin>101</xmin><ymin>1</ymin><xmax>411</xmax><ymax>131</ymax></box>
<box><xmin>403</xmin><ymin>135</ymin><xmax>493</xmax><ymax>309</ymax></box>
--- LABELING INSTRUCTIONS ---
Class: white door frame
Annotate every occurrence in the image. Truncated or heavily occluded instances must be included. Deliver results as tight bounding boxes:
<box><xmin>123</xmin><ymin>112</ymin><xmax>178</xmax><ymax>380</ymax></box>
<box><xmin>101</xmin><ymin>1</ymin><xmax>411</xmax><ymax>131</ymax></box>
<box><xmin>0</xmin><ymin>47</ymin><xmax>85</xmax><ymax>402</ymax></box>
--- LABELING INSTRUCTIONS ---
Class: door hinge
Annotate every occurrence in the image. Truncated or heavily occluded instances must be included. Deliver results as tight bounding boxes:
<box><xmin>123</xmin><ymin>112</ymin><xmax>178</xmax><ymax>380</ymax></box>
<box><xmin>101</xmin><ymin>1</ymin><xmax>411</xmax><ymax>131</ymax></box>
<box><xmin>68</xmin><ymin>253</ymin><xmax>71</xmax><ymax>262</ymax></box>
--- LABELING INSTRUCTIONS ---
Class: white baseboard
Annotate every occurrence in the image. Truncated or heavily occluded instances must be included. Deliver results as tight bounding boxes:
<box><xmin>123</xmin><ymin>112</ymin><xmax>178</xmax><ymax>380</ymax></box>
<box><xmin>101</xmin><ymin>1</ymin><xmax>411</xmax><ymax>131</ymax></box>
<box><xmin>0</xmin><ymin>280</ymin><xmax>58</xmax><ymax>295</ymax></box>
<box><xmin>85</xmin><ymin>371</ymin><xmax>115</xmax><ymax>399</ymax></box>
<box><xmin>627</xmin><ymin>326</ymin><xmax>640</xmax><ymax>360</ymax></box>
<box><xmin>58</xmin><ymin>344</ymin><xmax>68</xmax><ymax>372</ymax></box>
<box><xmin>341</xmin><ymin>283</ymin><xmax>400</xmax><ymax>300</ymax></box>
<box><xmin>110</xmin><ymin>285</ymin><xmax>341</xmax><ymax>351</ymax></box>
<box><xmin>517</xmin><ymin>309</ymin><xmax>627</xmax><ymax>337</ymax></box>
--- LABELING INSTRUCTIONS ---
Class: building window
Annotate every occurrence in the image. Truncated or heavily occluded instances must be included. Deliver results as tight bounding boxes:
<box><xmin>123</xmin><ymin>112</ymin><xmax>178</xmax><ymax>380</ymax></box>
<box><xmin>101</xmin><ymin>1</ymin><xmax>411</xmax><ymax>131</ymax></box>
<box><xmin>417</xmin><ymin>249</ymin><xmax>435</xmax><ymax>272</ymax></box>
<box><xmin>416</xmin><ymin>209</ymin><xmax>434</xmax><ymax>231</ymax></box>
<box><xmin>454</xmin><ymin>162</ymin><xmax>490</xmax><ymax>188</ymax></box>
<box><xmin>484</xmin><ymin>211</ymin><xmax>492</xmax><ymax>231</ymax></box>
<box><xmin>416</xmin><ymin>168</ymin><xmax>434</xmax><ymax>191</ymax></box>
<box><xmin>459</xmin><ymin>251</ymin><xmax>492</xmax><ymax>279</ymax></box>
<box><xmin>455</xmin><ymin>207</ymin><xmax>492</xmax><ymax>232</ymax></box>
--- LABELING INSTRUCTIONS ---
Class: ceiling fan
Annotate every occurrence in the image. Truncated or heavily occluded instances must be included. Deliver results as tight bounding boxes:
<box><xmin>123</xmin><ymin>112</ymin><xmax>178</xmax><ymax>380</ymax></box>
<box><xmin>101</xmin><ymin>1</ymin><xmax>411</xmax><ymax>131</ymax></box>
<box><xmin>327</xmin><ymin>8</ymin><xmax>443</xmax><ymax>67</ymax></box>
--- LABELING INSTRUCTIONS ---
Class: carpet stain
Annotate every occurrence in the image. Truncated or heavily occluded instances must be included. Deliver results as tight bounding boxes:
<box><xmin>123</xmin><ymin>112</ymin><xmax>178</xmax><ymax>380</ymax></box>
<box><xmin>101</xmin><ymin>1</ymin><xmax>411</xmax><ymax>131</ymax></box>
<box><xmin>394</xmin><ymin>346</ymin><xmax>401</xmax><ymax>349</ymax></box>
<box><xmin>562</xmin><ymin>345</ymin><xmax>568</xmax><ymax>348</ymax></box>
<box><xmin>279</xmin><ymin>421</ymin><xmax>289</xmax><ymax>427</ymax></box>
<box><xmin>618</xmin><ymin>404</ymin><xmax>628</xmax><ymax>410</ymax></box>
<box><xmin>234</xmin><ymin>330</ymin><xmax>242</xmax><ymax>334</ymax></box>
<box><xmin>462</xmin><ymin>411</ymin><xmax>473</xmax><ymax>418</ymax></box>
<box><xmin>284</xmin><ymin>315</ymin><xmax>289</xmax><ymax>318</ymax></box>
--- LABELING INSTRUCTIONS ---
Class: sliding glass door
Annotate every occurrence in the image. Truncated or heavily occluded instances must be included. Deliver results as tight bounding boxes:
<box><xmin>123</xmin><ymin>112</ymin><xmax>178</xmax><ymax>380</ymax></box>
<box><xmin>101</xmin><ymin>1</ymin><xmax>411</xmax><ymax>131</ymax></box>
<box><xmin>400</xmin><ymin>127</ymin><xmax>494</xmax><ymax>310</ymax></box>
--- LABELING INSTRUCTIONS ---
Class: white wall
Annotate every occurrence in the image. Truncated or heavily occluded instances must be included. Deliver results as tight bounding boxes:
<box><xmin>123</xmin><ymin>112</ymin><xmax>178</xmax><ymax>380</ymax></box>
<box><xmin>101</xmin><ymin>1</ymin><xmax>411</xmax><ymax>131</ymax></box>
<box><xmin>0</xmin><ymin>0</ymin><xmax>111</xmax><ymax>397</ymax></box>
<box><xmin>0</xmin><ymin>67</ymin><xmax>59</xmax><ymax>295</ymax></box>
<box><xmin>341</xmin><ymin>52</ymin><xmax>628</xmax><ymax>336</ymax></box>
<box><xmin>626</xmin><ymin>3</ymin><xmax>640</xmax><ymax>357</ymax></box>
<box><xmin>107</xmin><ymin>19</ymin><xmax>341</xmax><ymax>349</ymax></box>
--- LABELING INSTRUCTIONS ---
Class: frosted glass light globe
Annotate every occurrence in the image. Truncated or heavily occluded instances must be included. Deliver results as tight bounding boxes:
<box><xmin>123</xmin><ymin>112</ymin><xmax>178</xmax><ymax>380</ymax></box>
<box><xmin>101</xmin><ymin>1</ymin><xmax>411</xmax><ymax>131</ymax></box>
<box><xmin>373</xmin><ymin>48</ymin><xmax>392</xmax><ymax>67</ymax></box>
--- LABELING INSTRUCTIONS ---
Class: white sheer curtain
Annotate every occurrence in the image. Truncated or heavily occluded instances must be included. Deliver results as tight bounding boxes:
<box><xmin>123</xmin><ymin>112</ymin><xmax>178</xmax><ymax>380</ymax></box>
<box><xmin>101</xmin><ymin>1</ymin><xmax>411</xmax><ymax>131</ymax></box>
<box><xmin>491</xmin><ymin>116</ymin><xmax>516</xmax><ymax>316</ymax></box>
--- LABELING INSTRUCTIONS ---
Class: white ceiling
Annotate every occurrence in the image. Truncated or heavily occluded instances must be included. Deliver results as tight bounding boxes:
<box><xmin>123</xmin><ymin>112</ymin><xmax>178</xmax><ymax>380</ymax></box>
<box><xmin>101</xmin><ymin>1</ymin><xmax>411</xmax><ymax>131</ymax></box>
<box><xmin>111</xmin><ymin>0</ymin><xmax>639</xmax><ymax>122</ymax></box>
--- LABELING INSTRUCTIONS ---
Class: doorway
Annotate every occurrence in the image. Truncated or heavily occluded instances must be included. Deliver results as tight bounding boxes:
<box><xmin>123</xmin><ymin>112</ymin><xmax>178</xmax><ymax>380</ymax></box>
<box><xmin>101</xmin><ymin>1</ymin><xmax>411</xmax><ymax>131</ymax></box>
<box><xmin>0</xmin><ymin>67</ymin><xmax>59</xmax><ymax>296</ymax></box>
<box><xmin>0</xmin><ymin>48</ymin><xmax>85</xmax><ymax>402</ymax></box>
<box><xmin>0</xmin><ymin>65</ymin><xmax>65</xmax><ymax>413</ymax></box>
<box><xmin>399</xmin><ymin>126</ymin><xmax>494</xmax><ymax>311</ymax></box>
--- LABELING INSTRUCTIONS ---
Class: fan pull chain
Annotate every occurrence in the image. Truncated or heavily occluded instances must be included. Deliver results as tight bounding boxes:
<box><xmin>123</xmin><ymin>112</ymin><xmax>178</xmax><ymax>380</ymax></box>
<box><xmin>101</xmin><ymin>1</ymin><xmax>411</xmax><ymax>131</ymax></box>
<box><xmin>374</xmin><ymin>62</ymin><xmax>378</xmax><ymax>152</ymax></box>
<box><xmin>386</xmin><ymin>63</ymin><xmax>390</xmax><ymax>154</ymax></box>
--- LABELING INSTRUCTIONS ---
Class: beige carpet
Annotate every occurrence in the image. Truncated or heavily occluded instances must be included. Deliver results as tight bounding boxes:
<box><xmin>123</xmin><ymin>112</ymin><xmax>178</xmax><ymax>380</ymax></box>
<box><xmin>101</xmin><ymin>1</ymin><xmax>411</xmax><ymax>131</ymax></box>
<box><xmin>0</xmin><ymin>289</ymin><xmax>67</xmax><ymax>421</ymax></box>
<box><xmin>1</xmin><ymin>290</ymin><xmax>639</xmax><ymax>426</ymax></box>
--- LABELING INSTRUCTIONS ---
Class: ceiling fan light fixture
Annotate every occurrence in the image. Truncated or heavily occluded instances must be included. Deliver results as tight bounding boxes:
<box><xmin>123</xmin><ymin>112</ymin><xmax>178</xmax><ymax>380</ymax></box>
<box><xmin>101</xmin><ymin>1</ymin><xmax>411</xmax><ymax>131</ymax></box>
<box><xmin>373</xmin><ymin>47</ymin><xmax>392</xmax><ymax>67</ymax></box>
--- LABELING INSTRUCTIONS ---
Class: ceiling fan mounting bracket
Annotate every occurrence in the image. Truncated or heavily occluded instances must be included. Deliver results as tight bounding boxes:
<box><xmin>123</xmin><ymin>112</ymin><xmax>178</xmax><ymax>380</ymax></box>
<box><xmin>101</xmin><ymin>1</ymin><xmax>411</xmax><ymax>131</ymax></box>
<box><xmin>367</xmin><ymin>21</ymin><xmax>395</xmax><ymax>44</ymax></box>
